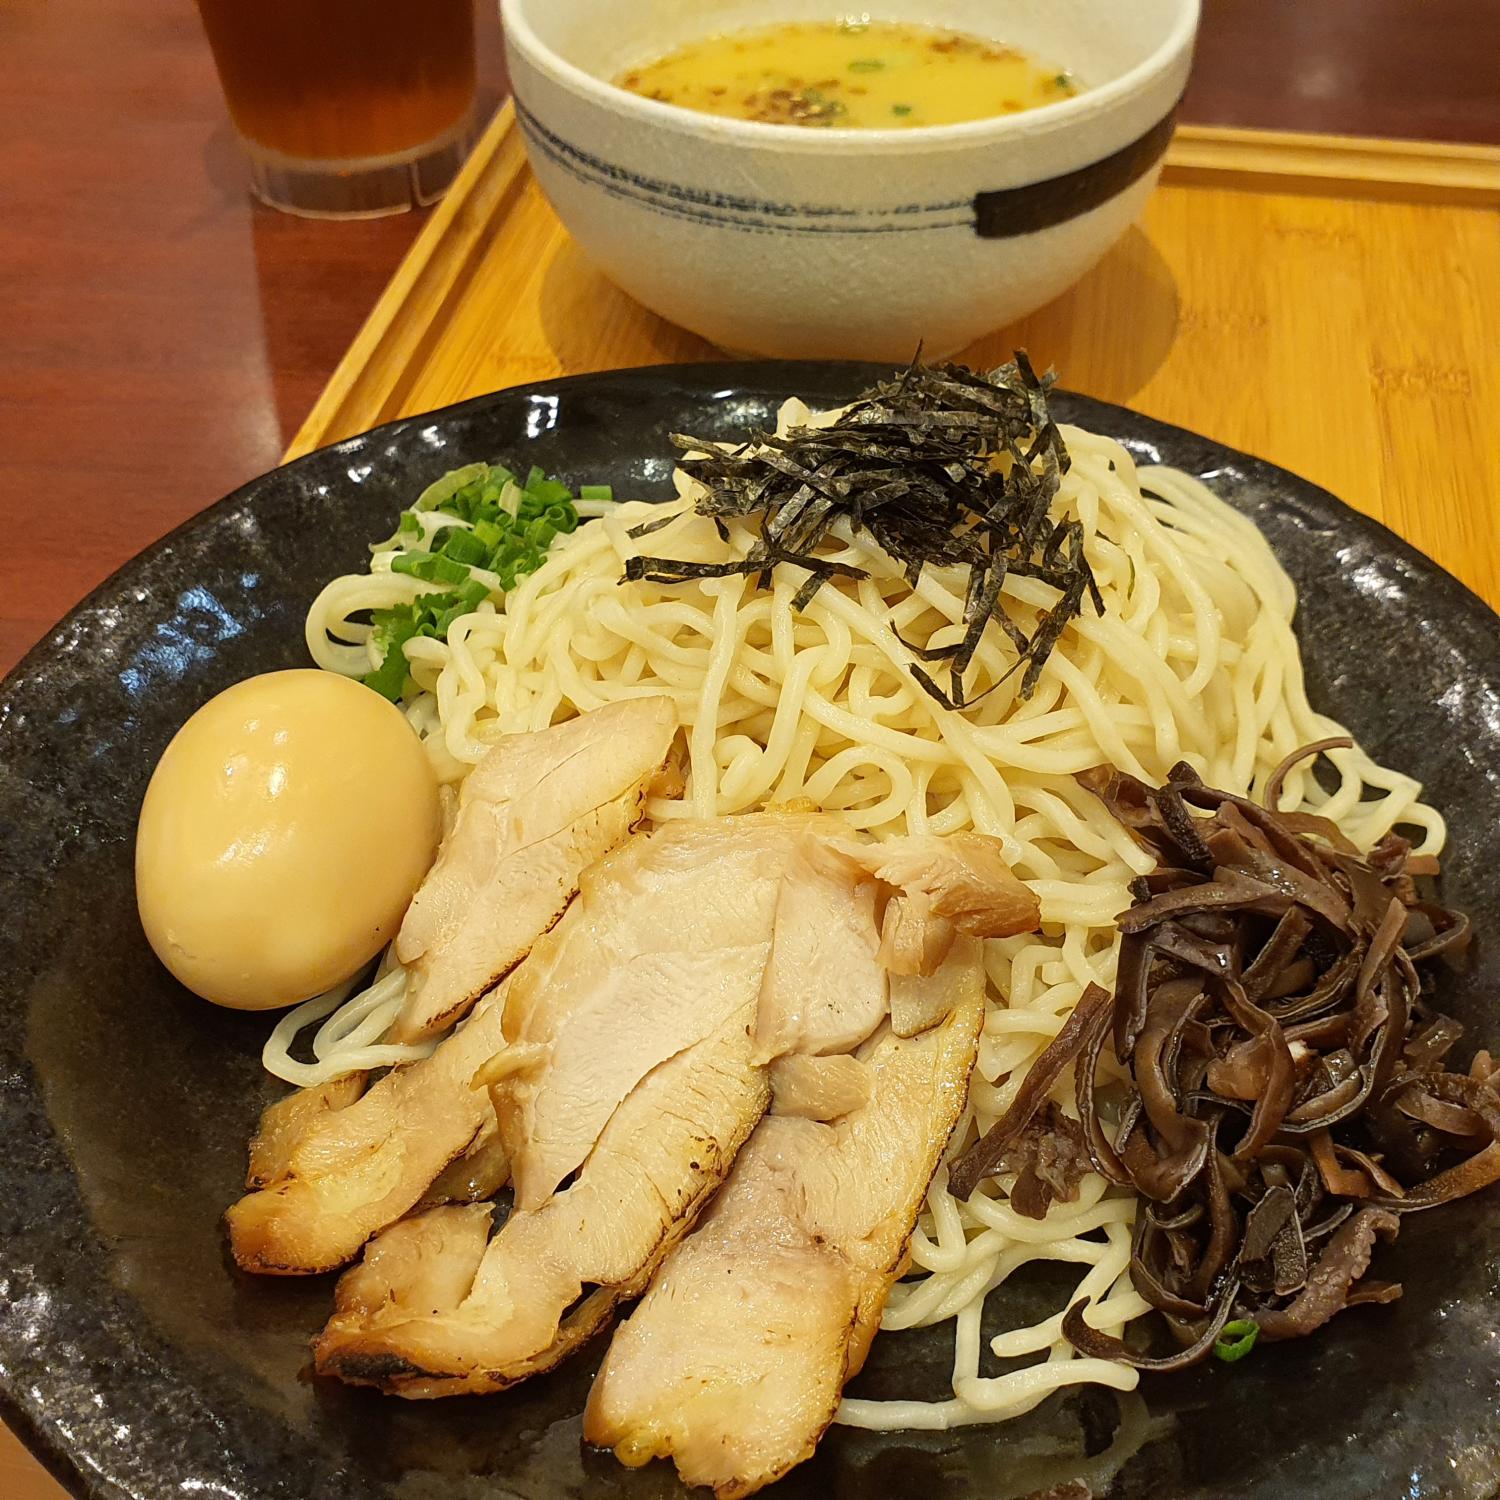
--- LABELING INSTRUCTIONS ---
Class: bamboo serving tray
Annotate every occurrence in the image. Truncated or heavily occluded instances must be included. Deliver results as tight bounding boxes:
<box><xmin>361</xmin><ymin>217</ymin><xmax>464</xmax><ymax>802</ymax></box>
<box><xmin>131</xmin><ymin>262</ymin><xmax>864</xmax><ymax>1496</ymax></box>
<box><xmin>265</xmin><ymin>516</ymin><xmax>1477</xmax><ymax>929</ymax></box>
<box><xmin>289</xmin><ymin>108</ymin><xmax>1500</xmax><ymax>612</ymax></box>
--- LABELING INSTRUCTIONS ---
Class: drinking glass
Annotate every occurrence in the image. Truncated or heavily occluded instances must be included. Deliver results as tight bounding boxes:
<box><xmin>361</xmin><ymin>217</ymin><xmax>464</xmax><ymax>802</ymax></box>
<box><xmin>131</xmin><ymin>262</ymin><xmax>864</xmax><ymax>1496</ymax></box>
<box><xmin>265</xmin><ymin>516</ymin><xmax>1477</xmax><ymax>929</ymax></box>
<box><xmin>196</xmin><ymin>0</ymin><xmax>479</xmax><ymax>219</ymax></box>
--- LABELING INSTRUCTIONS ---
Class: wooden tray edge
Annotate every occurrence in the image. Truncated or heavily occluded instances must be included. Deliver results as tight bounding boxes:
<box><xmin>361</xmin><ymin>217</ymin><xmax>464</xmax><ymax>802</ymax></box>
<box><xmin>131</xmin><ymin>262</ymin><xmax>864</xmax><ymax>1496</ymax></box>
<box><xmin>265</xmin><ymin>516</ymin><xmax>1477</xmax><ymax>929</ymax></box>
<box><xmin>1164</xmin><ymin>123</ymin><xmax>1500</xmax><ymax>204</ymax></box>
<box><xmin>286</xmin><ymin>114</ymin><xmax>1500</xmax><ymax>460</ymax></box>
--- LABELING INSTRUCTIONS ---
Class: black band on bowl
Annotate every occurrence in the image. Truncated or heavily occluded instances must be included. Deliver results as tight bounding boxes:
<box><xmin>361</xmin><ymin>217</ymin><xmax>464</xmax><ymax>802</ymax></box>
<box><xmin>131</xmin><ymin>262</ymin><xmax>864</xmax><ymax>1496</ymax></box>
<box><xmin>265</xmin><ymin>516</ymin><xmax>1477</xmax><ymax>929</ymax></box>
<box><xmin>973</xmin><ymin>104</ymin><xmax>1179</xmax><ymax>238</ymax></box>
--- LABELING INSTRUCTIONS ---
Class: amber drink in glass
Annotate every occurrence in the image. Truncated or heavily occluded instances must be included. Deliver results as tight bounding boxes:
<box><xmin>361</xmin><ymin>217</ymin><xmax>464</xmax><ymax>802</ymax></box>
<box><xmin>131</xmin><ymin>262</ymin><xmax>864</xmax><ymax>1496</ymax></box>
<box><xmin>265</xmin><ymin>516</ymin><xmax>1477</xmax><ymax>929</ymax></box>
<box><xmin>196</xmin><ymin>0</ymin><xmax>478</xmax><ymax>218</ymax></box>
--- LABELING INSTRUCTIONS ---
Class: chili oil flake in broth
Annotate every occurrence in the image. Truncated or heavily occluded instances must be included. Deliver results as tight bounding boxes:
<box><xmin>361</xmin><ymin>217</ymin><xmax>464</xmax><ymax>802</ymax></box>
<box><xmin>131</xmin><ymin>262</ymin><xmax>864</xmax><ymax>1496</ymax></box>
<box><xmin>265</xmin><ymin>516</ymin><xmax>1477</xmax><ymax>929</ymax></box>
<box><xmin>616</xmin><ymin>19</ymin><xmax>1080</xmax><ymax>129</ymax></box>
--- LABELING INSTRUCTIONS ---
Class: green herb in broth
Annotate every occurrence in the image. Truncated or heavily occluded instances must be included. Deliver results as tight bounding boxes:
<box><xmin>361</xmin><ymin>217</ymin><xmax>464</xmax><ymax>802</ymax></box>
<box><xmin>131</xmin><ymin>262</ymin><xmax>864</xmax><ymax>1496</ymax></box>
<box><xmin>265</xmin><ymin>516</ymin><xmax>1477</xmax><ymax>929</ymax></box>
<box><xmin>616</xmin><ymin>20</ymin><xmax>1081</xmax><ymax>129</ymax></box>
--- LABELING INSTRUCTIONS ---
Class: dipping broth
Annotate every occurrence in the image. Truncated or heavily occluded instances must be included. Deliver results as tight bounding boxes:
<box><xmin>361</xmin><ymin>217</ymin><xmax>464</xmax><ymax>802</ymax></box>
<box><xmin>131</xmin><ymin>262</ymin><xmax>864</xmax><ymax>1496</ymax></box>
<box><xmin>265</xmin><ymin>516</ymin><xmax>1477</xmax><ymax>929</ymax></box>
<box><xmin>616</xmin><ymin>19</ymin><xmax>1080</xmax><ymax>129</ymax></box>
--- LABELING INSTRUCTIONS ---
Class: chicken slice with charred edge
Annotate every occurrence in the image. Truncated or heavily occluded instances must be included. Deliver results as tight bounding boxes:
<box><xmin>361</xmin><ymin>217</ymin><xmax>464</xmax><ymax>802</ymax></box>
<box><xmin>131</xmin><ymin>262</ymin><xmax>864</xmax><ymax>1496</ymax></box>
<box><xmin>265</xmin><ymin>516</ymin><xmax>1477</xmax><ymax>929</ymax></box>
<box><xmin>499</xmin><ymin>812</ymin><xmax>846</xmax><ymax>1212</ymax></box>
<box><xmin>312</xmin><ymin>811</ymin><xmax>843</xmax><ymax>1393</ymax></box>
<box><xmin>584</xmin><ymin>980</ymin><xmax>986</xmax><ymax>1499</ymax></box>
<box><xmin>392</xmin><ymin>695</ymin><xmax>677</xmax><ymax>1042</ymax></box>
<box><xmin>229</xmin><ymin>697</ymin><xmax>676</xmax><ymax>1271</ymax></box>
<box><xmin>245</xmin><ymin>1073</ymin><xmax>367</xmax><ymax>1191</ymax></box>
<box><xmin>226</xmin><ymin>993</ymin><xmax>508</xmax><ymax>1274</ymax></box>
<box><xmin>314</xmin><ymin>1020</ymin><xmax>770</xmax><ymax>1396</ymax></box>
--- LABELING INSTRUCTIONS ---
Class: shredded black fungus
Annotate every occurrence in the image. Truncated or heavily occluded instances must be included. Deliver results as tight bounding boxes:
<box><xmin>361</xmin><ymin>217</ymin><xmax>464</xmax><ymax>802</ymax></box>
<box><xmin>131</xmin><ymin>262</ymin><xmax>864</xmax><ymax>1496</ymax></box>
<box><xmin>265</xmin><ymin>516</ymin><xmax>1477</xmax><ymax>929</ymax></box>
<box><xmin>989</xmin><ymin>1101</ymin><xmax>1094</xmax><ymax>1221</ymax></box>
<box><xmin>623</xmin><ymin>354</ymin><xmax>1101</xmax><ymax>707</ymax></box>
<box><xmin>949</xmin><ymin>983</ymin><xmax>1111</xmax><ymax>1202</ymax></box>
<box><xmin>959</xmin><ymin>743</ymin><xmax>1497</xmax><ymax>1369</ymax></box>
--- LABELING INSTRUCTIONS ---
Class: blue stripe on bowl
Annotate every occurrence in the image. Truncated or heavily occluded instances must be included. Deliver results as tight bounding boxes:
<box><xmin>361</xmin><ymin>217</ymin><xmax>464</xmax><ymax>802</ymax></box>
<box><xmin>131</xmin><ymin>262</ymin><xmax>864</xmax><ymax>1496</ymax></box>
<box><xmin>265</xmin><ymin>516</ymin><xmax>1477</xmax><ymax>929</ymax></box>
<box><xmin>514</xmin><ymin>97</ymin><xmax>1177</xmax><ymax>239</ymax></box>
<box><xmin>515</xmin><ymin>100</ymin><xmax>971</xmax><ymax>234</ymax></box>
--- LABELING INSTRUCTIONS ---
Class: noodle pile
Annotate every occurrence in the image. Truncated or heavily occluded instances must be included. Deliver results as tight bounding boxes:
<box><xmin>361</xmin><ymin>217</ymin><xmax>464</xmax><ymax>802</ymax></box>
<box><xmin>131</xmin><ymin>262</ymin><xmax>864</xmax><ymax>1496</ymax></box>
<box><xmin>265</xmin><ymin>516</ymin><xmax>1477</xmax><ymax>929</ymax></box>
<box><xmin>299</xmin><ymin>401</ymin><xmax>1443</xmax><ymax>1430</ymax></box>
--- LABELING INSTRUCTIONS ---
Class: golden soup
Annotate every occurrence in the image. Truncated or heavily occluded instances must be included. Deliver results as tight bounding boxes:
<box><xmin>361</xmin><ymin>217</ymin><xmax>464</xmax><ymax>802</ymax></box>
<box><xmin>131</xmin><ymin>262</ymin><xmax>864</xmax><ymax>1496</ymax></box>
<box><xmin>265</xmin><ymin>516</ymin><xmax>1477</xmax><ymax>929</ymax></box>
<box><xmin>616</xmin><ymin>19</ymin><xmax>1080</xmax><ymax>129</ymax></box>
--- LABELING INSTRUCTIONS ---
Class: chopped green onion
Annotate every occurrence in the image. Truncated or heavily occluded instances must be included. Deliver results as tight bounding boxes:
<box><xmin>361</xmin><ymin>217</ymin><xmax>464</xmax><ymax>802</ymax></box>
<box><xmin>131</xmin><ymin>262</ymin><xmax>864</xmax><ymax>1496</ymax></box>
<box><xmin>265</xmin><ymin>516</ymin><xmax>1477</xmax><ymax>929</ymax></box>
<box><xmin>438</xmin><ymin>528</ymin><xmax>490</xmax><ymax>567</ymax></box>
<box><xmin>892</xmin><ymin>103</ymin><xmax>913</xmax><ymax>117</ymax></box>
<box><xmin>414</xmin><ymin>463</ymin><xmax>486</xmax><ymax>513</ymax></box>
<box><xmin>455</xmin><ymin>578</ymin><xmax>489</xmax><ymax>610</ymax></box>
<box><xmin>1212</xmin><ymin>1319</ymin><xmax>1260</xmax><ymax>1363</ymax></box>
<box><xmin>364</xmin><ymin>653</ymin><xmax>409</xmax><ymax>701</ymax></box>
<box><xmin>390</xmin><ymin>551</ymin><xmax>471</xmax><ymax>586</ymax></box>
<box><xmin>434</xmin><ymin>582</ymin><xmax>489</xmax><ymax>634</ymax></box>
<box><xmin>361</xmin><ymin>459</ymin><xmax>598</xmax><ymax>700</ymax></box>
<box><xmin>849</xmin><ymin>57</ymin><xmax>886</xmax><ymax>72</ymax></box>
<box><xmin>530</xmin><ymin>478</ymin><xmax>574</xmax><ymax>507</ymax></box>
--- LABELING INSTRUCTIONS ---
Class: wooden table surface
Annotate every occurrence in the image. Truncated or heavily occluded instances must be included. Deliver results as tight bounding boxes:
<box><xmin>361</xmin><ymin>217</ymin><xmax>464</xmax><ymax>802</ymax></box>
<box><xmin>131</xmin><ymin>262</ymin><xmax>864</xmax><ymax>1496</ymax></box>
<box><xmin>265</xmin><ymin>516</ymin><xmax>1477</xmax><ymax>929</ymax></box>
<box><xmin>3</xmin><ymin>3</ymin><xmax>1499</xmax><ymax>1497</ymax></box>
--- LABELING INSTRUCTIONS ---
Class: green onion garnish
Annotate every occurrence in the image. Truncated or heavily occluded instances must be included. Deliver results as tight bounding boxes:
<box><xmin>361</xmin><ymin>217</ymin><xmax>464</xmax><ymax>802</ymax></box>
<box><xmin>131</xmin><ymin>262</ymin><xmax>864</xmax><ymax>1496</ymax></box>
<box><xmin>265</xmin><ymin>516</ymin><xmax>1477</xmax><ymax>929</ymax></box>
<box><xmin>390</xmin><ymin>551</ymin><xmax>470</xmax><ymax>586</ymax></box>
<box><xmin>849</xmin><ymin>57</ymin><xmax>885</xmax><ymax>72</ymax></box>
<box><xmin>437</xmin><ymin>528</ymin><xmax>490</xmax><ymax>567</ymax></box>
<box><xmin>1212</xmin><ymin>1319</ymin><xmax>1260</xmax><ymax>1363</ymax></box>
<box><xmin>360</xmin><ymin>461</ymin><xmax>595</xmax><ymax>701</ymax></box>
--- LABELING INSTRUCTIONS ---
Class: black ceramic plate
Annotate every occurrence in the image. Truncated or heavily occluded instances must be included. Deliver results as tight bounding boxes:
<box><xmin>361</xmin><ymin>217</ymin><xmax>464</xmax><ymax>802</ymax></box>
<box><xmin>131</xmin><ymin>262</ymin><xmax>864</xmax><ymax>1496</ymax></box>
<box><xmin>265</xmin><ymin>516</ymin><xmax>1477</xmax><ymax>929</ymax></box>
<box><xmin>2</xmin><ymin>364</ymin><xmax>1498</xmax><ymax>1500</ymax></box>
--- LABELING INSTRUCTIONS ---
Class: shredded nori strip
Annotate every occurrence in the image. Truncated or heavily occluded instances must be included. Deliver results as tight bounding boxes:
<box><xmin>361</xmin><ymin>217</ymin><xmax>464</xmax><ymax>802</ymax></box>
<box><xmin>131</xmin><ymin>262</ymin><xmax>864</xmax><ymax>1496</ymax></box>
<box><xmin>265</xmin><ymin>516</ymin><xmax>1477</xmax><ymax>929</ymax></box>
<box><xmin>624</xmin><ymin>354</ymin><xmax>1101</xmax><ymax>707</ymax></box>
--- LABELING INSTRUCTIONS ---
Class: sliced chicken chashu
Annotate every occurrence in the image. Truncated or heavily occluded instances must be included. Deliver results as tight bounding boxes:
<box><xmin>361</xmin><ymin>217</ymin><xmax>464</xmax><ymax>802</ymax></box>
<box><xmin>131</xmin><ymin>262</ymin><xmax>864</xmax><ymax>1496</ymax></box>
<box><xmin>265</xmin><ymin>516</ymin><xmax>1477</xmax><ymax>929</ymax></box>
<box><xmin>852</xmin><ymin>831</ymin><xmax>1040</xmax><ymax>936</ymax></box>
<box><xmin>768</xmin><ymin>1054</ymin><xmax>872</xmax><ymax>1121</ymax></box>
<box><xmin>889</xmin><ymin>935</ymin><xmax>986</xmax><ymax>1038</ymax></box>
<box><xmin>315</xmin><ymin>1019</ymin><xmax>770</xmax><ymax>1397</ymax></box>
<box><xmin>420</xmin><ymin>1114</ymin><xmax>511</xmax><ymax>1209</ymax></box>
<box><xmin>245</xmin><ymin>1073</ymin><xmax>367</xmax><ymax>1191</ymax></box>
<box><xmin>752</xmin><ymin>834</ymin><xmax>888</xmax><ymax>1062</ymax></box>
<box><xmin>752</xmin><ymin>830</ymin><xmax>1036</xmax><ymax>1062</ymax></box>
<box><xmin>849</xmin><ymin>831</ymin><xmax>1040</xmax><ymax>976</ymax></box>
<box><xmin>584</xmin><ymin>979</ymin><xmax>986</xmax><ymax>1499</ymax></box>
<box><xmin>227</xmin><ymin>995</ymin><xmax>508</xmax><ymax>1275</ymax></box>
<box><xmin>392</xmin><ymin>695</ymin><xmax>677</xmax><ymax>1041</ymax></box>
<box><xmin>313</xmin><ymin>813</ymin><xmax>849</xmax><ymax>1394</ymax></box>
<box><xmin>498</xmin><ymin>812</ymin><xmax>846</xmax><ymax>1212</ymax></box>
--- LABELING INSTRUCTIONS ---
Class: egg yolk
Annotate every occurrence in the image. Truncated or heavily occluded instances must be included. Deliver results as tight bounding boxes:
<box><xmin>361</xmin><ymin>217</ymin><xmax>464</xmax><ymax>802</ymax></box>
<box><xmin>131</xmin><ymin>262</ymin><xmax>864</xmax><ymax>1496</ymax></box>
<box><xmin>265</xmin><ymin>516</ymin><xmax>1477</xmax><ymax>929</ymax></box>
<box><xmin>135</xmin><ymin>669</ymin><xmax>442</xmax><ymax>1010</ymax></box>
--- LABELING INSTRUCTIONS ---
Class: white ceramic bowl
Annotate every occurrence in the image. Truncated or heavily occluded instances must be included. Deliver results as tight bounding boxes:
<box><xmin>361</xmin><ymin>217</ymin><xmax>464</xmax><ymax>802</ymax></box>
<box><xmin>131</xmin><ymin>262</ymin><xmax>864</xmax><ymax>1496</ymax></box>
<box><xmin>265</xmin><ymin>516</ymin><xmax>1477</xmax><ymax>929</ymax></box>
<box><xmin>501</xmin><ymin>0</ymin><xmax>1198</xmax><ymax>360</ymax></box>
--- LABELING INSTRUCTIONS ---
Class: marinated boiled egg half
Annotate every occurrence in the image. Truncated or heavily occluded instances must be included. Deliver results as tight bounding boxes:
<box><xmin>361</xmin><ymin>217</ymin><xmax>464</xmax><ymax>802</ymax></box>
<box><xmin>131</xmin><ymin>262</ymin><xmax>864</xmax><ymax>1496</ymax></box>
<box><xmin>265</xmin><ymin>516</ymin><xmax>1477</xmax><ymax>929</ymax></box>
<box><xmin>135</xmin><ymin>669</ymin><xmax>441</xmax><ymax>1009</ymax></box>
